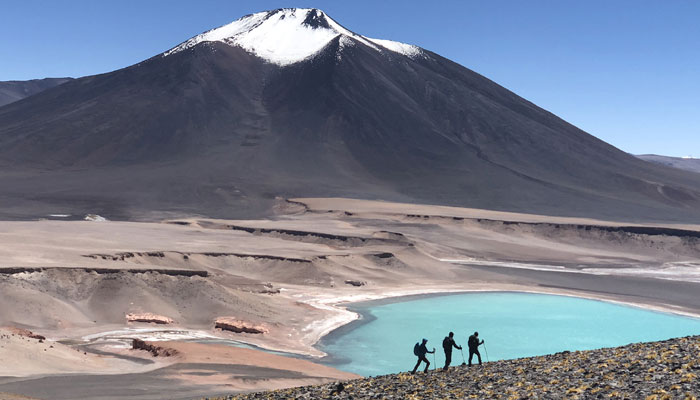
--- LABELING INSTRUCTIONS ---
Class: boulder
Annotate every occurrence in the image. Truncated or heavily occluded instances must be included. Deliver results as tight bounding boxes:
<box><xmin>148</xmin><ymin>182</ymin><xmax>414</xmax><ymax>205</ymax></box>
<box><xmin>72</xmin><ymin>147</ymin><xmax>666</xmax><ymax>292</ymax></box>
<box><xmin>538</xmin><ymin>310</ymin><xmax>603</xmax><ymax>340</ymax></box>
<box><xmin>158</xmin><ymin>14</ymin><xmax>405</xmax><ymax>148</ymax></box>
<box><xmin>214</xmin><ymin>317</ymin><xmax>268</xmax><ymax>334</ymax></box>
<box><xmin>131</xmin><ymin>339</ymin><xmax>178</xmax><ymax>357</ymax></box>
<box><xmin>6</xmin><ymin>327</ymin><xmax>46</xmax><ymax>341</ymax></box>
<box><xmin>126</xmin><ymin>313</ymin><xmax>174</xmax><ymax>324</ymax></box>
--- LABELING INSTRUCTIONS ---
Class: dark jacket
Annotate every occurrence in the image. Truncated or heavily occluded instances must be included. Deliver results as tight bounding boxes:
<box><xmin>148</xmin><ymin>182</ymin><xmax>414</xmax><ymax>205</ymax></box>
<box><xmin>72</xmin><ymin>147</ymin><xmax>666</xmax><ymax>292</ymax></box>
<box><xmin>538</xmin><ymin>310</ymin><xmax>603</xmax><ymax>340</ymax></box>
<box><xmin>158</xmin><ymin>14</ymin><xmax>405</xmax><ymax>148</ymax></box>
<box><xmin>442</xmin><ymin>336</ymin><xmax>461</xmax><ymax>352</ymax></box>
<box><xmin>418</xmin><ymin>342</ymin><xmax>434</xmax><ymax>356</ymax></box>
<box><xmin>468</xmin><ymin>335</ymin><xmax>482</xmax><ymax>350</ymax></box>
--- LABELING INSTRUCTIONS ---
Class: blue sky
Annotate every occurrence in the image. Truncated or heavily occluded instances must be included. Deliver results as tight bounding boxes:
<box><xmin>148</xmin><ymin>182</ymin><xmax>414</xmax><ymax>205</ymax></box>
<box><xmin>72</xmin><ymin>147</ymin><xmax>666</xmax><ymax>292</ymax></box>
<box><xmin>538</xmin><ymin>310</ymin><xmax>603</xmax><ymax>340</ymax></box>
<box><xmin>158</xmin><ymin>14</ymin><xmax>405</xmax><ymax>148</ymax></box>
<box><xmin>1</xmin><ymin>0</ymin><xmax>698</xmax><ymax>156</ymax></box>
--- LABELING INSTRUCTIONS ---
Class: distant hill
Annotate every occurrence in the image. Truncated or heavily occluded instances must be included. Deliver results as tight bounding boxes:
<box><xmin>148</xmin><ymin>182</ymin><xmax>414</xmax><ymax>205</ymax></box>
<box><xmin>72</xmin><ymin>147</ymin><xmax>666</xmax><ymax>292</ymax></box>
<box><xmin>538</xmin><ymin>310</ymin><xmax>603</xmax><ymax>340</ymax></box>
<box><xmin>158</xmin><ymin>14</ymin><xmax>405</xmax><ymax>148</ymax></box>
<box><xmin>0</xmin><ymin>78</ymin><xmax>73</xmax><ymax>108</ymax></box>
<box><xmin>0</xmin><ymin>8</ymin><xmax>699</xmax><ymax>222</ymax></box>
<box><xmin>637</xmin><ymin>154</ymin><xmax>700</xmax><ymax>174</ymax></box>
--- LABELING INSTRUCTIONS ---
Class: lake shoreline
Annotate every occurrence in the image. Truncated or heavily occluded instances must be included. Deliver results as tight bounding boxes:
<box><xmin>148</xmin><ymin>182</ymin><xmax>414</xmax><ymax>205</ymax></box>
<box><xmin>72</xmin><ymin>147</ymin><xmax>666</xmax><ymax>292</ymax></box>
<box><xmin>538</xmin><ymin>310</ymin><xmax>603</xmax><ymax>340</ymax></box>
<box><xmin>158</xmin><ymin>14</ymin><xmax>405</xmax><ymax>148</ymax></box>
<box><xmin>315</xmin><ymin>291</ymin><xmax>700</xmax><ymax>377</ymax></box>
<box><xmin>311</xmin><ymin>285</ymin><xmax>700</xmax><ymax>373</ymax></box>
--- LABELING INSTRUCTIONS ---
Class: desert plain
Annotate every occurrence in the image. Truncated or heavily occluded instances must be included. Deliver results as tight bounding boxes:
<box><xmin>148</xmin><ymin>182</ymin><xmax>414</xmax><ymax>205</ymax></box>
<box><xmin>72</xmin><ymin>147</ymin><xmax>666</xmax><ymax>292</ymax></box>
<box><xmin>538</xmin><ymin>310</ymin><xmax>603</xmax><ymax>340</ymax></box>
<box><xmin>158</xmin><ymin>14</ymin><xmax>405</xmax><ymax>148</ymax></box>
<box><xmin>1</xmin><ymin>197</ymin><xmax>699</xmax><ymax>400</ymax></box>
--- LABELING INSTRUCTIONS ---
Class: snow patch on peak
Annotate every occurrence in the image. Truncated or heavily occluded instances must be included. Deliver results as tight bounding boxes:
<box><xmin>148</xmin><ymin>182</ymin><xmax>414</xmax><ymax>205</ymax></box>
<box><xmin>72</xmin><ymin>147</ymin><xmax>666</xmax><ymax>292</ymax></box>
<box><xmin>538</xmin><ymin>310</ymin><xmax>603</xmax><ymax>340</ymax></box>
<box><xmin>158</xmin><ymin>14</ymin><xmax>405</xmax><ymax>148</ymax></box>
<box><xmin>164</xmin><ymin>8</ymin><xmax>423</xmax><ymax>65</ymax></box>
<box><xmin>164</xmin><ymin>9</ymin><xmax>340</xmax><ymax>65</ymax></box>
<box><xmin>336</xmin><ymin>35</ymin><xmax>356</xmax><ymax>62</ymax></box>
<box><xmin>367</xmin><ymin>38</ymin><xmax>423</xmax><ymax>58</ymax></box>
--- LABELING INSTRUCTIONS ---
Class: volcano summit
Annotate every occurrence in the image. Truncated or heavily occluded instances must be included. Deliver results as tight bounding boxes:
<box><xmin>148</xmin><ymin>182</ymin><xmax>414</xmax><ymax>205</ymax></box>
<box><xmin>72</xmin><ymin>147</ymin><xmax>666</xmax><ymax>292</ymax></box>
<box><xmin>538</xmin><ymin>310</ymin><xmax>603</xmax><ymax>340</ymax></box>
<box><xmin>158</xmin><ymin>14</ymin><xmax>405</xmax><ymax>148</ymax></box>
<box><xmin>163</xmin><ymin>9</ymin><xmax>423</xmax><ymax>63</ymax></box>
<box><xmin>0</xmin><ymin>8</ymin><xmax>699</xmax><ymax>222</ymax></box>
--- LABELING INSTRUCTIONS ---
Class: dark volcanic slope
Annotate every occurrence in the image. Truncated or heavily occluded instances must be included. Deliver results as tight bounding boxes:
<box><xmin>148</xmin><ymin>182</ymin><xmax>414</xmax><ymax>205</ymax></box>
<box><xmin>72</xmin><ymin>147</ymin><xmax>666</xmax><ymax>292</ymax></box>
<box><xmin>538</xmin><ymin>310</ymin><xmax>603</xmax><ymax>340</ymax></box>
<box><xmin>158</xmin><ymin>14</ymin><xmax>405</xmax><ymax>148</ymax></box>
<box><xmin>0</xmin><ymin>78</ymin><xmax>73</xmax><ymax>108</ymax></box>
<box><xmin>0</xmin><ymin>9</ymin><xmax>699</xmax><ymax>222</ymax></box>
<box><xmin>638</xmin><ymin>154</ymin><xmax>700</xmax><ymax>174</ymax></box>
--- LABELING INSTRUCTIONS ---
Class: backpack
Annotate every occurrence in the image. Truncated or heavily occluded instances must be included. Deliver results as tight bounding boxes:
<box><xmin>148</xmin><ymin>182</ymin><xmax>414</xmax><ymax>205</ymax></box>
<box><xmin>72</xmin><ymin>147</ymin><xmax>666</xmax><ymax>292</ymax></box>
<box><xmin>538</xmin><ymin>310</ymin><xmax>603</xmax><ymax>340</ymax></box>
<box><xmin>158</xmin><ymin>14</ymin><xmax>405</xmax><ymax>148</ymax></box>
<box><xmin>413</xmin><ymin>342</ymin><xmax>420</xmax><ymax>356</ymax></box>
<box><xmin>442</xmin><ymin>336</ymin><xmax>450</xmax><ymax>349</ymax></box>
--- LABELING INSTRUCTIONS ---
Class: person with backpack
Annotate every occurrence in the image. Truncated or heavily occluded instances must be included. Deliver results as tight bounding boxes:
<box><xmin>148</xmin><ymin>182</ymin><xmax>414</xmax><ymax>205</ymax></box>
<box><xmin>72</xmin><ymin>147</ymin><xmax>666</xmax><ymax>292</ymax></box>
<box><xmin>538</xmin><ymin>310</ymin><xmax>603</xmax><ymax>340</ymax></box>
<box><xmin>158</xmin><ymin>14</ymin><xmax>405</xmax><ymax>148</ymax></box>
<box><xmin>411</xmin><ymin>338</ymin><xmax>435</xmax><ymax>373</ymax></box>
<box><xmin>468</xmin><ymin>331</ymin><xmax>484</xmax><ymax>366</ymax></box>
<box><xmin>441</xmin><ymin>331</ymin><xmax>462</xmax><ymax>371</ymax></box>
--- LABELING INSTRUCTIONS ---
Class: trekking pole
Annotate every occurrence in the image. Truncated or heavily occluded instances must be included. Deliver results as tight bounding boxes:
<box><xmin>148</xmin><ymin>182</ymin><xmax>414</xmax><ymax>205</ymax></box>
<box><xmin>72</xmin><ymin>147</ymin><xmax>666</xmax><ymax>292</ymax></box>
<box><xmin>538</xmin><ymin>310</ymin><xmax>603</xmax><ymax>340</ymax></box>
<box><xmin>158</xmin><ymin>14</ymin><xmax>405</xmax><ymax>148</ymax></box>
<box><xmin>483</xmin><ymin>343</ymin><xmax>489</xmax><ymax>363</ymax></box>
<box><xmin>432</xmin><ymin>350</ymin><xmax>436</xmax><ymax>371</ymax></box>
<box><xmin>460</xmin><ymin>348</ymin><xmax>466</xmax><ymax>365</ymax></box>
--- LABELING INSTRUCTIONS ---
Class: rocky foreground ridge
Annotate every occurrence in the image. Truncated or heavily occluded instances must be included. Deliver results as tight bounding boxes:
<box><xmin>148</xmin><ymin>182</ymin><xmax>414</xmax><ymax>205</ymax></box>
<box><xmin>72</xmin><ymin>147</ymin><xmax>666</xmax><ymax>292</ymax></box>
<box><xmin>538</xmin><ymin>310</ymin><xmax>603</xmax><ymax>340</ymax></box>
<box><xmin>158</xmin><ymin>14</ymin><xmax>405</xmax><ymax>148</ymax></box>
<box><xmin>215</xmin><ymin>336</ymin><xmax>700</xmax><ymax>399</ymax></box>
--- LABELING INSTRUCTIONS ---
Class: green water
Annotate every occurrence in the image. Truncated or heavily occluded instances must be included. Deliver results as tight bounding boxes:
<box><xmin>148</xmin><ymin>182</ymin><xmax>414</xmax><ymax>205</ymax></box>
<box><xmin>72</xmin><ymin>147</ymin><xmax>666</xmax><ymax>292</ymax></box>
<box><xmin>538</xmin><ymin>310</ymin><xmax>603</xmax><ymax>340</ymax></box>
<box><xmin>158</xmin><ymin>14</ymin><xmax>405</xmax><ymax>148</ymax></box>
<box><xmin>319</xmin><ymin>292</ymin><xmax>700</xmax><ymax>377</ymax></box>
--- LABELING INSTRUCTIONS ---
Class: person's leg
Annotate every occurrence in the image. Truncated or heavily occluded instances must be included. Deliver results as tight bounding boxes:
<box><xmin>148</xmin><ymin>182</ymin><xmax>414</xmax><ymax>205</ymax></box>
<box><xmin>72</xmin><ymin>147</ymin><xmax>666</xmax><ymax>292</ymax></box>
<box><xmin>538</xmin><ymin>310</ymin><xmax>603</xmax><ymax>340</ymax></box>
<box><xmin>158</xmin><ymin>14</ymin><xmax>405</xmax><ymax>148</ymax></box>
<box><xmin>468</xmin><ymin>350</ymin><xmax>474</xmax><ymax>366</ymax></box>
<box><xmin>476</xmin><ymin>349</ymin><xmax>482</xmax><ymax>365</ymax></box>
<box><xmin>423</xmin><ymin>355</ymin><xmax>430</xmax><ymax>372</ymax></box>
<box><xmin>412</xmin><ymin>357</ymin><xmax>422</xmax><ymax>373</ymax></box>
<box><xmin>443</xmin><ymin>351</ymin><xmax>451</xmax><ymax>370</ymax></box>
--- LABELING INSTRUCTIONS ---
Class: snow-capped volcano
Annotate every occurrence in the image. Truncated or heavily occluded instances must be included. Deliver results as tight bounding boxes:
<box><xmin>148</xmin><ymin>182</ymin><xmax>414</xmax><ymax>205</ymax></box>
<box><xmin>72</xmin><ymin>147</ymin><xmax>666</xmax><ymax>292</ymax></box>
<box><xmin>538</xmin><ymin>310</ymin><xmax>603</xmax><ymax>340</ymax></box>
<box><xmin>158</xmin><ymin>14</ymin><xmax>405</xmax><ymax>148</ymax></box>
<box><xmin>2</xmin><ymin>8</ymin><xmax>700</xmax><ymax>222</ymax></box>
<box><xmin>164</xmin><ymin>8</ymin><xmax>422</xmax><ymax>65</ymax></box>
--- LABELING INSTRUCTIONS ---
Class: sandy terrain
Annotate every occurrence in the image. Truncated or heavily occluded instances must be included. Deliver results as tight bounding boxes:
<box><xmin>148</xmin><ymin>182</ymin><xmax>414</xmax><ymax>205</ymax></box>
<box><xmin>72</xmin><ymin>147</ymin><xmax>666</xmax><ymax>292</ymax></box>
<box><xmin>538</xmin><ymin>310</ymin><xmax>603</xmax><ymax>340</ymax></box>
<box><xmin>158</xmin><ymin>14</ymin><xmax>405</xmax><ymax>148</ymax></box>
<box><xmin>1</xmin><ymin>197</ymin><xmax>699</xmax><ymax>399</ymax></box>
<box><xmin>0</xmin><ymin>339</ymin><xmax>358</xmax><ymax>400</ymax></box>
<box><xmin>0</xmin><ymin>328</ymin><xmax>162</xmax><ymax>377</ymax></box>
<box><xmin>0</xmin><ymin>393</ymin><xmax>38</xmax><ymax>400</ymax></box>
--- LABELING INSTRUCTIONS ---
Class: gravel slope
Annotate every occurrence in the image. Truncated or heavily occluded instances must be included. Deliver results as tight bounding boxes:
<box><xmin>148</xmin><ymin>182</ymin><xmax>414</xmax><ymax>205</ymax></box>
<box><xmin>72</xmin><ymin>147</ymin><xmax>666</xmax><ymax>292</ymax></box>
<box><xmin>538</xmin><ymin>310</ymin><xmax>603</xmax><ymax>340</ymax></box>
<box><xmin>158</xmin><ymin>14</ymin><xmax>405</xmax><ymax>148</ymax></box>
<box><xmin>221</xmin><ymin>336</ymin><xmax>700</xmax><ymax>399</ymax></box>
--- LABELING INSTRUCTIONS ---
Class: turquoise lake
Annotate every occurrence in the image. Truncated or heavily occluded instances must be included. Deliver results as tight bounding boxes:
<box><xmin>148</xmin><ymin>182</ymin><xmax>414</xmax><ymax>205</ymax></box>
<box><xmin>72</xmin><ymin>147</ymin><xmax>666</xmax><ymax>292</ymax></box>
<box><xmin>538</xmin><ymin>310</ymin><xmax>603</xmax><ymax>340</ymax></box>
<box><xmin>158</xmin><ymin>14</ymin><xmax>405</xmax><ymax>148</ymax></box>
<box><xmin>319</xmin><ymin>292</ymin><xmax>700</xmax><ymax>377</ymax></box>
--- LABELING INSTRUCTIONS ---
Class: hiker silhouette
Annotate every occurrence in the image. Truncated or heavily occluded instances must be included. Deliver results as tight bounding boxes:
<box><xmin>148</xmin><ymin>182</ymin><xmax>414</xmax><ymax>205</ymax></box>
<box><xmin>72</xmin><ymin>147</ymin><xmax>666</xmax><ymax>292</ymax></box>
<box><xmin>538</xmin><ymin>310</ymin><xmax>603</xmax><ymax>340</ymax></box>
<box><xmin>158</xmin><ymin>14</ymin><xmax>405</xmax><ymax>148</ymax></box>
<box><xmin>442</xmin><ymin>331</ymin><xmax>462</xmax><ymax>370</ymax></box>
<box><xmin>411</xmin><ymin>338</ymin><xmax>435</xmax><ymax>373</ymax></box>
<box><xmin>468</xmin><ymin>331</ymin><xmax>485</xmax><ymax>366</ymax></box>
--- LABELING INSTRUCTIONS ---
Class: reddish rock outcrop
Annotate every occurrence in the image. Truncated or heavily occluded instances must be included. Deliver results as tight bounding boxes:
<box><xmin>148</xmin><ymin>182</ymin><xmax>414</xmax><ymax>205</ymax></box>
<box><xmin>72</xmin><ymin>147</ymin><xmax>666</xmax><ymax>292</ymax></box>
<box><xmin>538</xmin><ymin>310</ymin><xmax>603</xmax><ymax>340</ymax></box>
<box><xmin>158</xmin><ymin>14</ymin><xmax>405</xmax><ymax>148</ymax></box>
<box><xmin>132</xmin><ymin>339</ymin><xmax>178</xmax><ymax>357</ymax></box>
<box><xmin>126</xmin><ymin>313</ymin><xmax>174</xmax><ymax>325</ymax></box>
<box><xmin>214</xmin><ymin>317</ymin><xmax>269</xmax><ymax>334</ymax></box>
<box><xmin>6</xmin><ymin>327</ymin><xmax>46</xmax><ymax>341</ymax></box>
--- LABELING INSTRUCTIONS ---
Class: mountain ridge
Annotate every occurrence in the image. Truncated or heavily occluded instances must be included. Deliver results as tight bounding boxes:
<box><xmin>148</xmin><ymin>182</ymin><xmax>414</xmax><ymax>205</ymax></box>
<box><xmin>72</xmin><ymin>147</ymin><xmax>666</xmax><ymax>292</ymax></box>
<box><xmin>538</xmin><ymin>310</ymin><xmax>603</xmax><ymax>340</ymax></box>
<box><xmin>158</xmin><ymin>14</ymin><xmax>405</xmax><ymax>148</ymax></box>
<box><xmin>0</xmin><ymin>77</ymin><xmax>73</xmax><ymax>108</ymax></box>
<box><xmin>637</xmin><ymin>154</ymin><xmax>700</xmax><ymax>174</ymax></box>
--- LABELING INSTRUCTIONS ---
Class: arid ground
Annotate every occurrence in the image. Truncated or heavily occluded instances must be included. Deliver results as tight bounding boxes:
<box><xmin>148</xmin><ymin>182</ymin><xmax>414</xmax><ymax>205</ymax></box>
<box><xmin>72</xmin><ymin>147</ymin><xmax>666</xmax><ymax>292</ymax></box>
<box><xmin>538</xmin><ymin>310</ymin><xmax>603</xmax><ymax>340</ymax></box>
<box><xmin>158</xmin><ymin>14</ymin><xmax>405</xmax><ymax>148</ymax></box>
<box><xmin>1</xmin><ymin>198</ymin><xmax>699</xmax><ymax>399</ymax></box>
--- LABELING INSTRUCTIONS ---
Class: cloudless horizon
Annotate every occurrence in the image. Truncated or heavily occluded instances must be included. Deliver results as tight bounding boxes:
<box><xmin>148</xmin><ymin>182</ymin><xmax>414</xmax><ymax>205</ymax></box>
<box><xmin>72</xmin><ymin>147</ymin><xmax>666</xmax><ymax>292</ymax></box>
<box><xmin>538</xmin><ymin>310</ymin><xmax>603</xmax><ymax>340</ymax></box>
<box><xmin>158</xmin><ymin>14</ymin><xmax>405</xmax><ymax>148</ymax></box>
<box><xmin>2</xmin><ymin>0</ymin><xmax>698</xmax><ymax>157</ymax></box>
